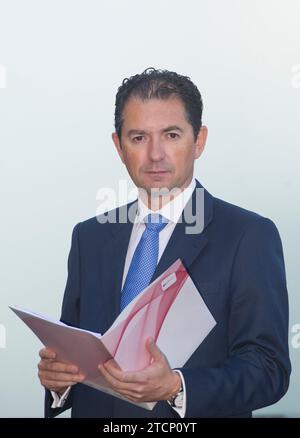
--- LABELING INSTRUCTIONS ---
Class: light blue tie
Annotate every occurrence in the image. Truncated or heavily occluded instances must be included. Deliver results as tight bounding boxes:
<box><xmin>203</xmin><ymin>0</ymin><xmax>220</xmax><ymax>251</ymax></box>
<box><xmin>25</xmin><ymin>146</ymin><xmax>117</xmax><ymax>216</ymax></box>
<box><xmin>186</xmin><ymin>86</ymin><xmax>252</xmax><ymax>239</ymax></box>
<box><xmin>120</xmin><ymin>214</ymin><xmax>168</xmax><ymax>311</ymax></box>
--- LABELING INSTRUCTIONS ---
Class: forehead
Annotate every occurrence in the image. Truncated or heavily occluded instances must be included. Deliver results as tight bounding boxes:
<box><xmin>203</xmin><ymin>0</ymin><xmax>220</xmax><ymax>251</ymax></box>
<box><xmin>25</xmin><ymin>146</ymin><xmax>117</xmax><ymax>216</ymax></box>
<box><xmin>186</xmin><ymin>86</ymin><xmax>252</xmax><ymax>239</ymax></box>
<box><xmin>121</xmin><ymin>97</ymin><xmax>190</xmax><ymax>131</ymax></box>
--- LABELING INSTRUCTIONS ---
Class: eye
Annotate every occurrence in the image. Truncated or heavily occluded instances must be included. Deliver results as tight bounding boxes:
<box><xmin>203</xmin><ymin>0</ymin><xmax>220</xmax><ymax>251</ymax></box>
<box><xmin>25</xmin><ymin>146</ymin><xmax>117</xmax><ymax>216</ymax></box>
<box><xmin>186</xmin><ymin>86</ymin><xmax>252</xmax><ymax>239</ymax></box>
<box><xmin>167</xmin><ymin>132</ymin><xmax>180</xmax><ymax>139</ymax></box>
<box><xmin>132</xmin><ymin>135</ymin><xmax>144</xmax><ymax>143</ymax></box>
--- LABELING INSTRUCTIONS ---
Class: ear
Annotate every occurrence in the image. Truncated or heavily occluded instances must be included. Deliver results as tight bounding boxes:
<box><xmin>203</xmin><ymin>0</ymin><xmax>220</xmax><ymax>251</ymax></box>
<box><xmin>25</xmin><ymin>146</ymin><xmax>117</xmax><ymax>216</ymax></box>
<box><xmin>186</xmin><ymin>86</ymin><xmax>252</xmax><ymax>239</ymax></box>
<box><xmin>112</xmin><ymin>132</ymin><xmax>125</xmax><ymax>164</ymax></box>
<box><xmin>194</xmin><ymin>126</ymin><xmax>208</xmax><ymax>160</ymax></box>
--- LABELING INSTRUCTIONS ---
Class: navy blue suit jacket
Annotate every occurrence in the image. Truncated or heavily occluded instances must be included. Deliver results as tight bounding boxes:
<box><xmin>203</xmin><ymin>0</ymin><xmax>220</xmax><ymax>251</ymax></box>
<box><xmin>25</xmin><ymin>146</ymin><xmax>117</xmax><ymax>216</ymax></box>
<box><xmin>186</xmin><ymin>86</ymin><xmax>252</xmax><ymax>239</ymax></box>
<box><xmin>45</xmin><ymin>181</ymin><xmax>291</xmax><ymax>418</ymax></box>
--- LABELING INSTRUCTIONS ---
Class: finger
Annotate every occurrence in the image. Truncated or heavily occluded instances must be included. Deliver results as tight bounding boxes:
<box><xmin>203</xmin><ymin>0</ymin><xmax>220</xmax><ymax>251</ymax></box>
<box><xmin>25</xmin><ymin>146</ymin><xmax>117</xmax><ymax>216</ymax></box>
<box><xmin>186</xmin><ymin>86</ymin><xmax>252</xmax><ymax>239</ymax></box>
<box><xmin>98</xmin><ymin>364</ymin><xmax>133</xmax><ymax>391</ymax></box>
<box><xmin>102</xmin><ymin>360</ymin><xmax>125</xmax><ymax>379</ymax></box>
<box><xmin>102</xmin><ymin>361</ymin><xmax>144</xmax><ymax>384</ymax></box>
<box><xmin>38</xmin><ymin>360</ymin><xmax>79</xmax><ymax>374</ymax></box>
<box><xmin>105</xmin><ymin>359</ymin><xmax>122</xmax><ymax>371</ymax></box>
<box><xmin>98</xmin><ymin>366</ymin><xmax>149</xmax><ymax>401</ymax></box>
<box><xmin>39</xmin><ymin>348</ymin><xmax>56</xmax><ymax>360</ymax></box>
<box><xmin>116</xmin><ymin>390</ymin><xmax>144</xmax><ymax>402</ymax></box>
<box><xmin>115</xmin><ymin>386</ymin><xmax>154</xmax><ymax>403</ymax></box>
<box><xmin>39</xmin><ymin>370</ymin><xmax>85</xmax><ymax>383</ymax></box>
<box><xmin>41</xmin><ymin>379</ymin><xmax>78</xmax><ymax>391</ymax></box>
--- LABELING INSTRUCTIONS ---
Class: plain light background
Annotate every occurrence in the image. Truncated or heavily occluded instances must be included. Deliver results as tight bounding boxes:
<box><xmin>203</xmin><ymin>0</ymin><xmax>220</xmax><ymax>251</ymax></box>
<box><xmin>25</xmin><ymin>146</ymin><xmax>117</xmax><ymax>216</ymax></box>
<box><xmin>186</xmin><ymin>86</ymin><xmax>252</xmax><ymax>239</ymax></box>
<box><xmin>0</xmin><ymin>0</ymin><xmax>299</xmax><ymax>417</ymax></box>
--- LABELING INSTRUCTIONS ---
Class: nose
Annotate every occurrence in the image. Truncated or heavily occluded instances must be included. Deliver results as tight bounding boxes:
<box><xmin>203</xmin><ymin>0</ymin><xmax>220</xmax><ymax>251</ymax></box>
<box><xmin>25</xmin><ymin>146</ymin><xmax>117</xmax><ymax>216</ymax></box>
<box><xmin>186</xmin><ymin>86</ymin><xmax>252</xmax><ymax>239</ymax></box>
<box><xmin>148</xmin><ymin>136</ymin><xmax>166</xmax><ymax>162</ymax></box>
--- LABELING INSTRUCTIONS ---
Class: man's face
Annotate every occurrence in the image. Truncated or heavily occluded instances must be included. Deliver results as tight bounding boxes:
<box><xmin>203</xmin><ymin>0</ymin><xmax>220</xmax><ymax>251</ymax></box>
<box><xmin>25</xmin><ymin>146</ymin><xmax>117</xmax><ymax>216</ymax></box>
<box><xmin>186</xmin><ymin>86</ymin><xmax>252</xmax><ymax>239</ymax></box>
<box><xmin>112</xmin><ymin>96</ymin><xmax>207</xmax><ymax>194</ymax></box>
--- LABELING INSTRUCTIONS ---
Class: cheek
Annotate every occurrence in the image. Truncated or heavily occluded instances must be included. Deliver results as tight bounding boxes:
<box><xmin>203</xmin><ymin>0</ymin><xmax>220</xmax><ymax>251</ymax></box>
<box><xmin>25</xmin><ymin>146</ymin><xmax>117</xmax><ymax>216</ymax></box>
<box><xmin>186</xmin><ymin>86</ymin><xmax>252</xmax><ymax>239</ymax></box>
<box><xmin>124</xmin><ymin>150</ymin><xmax>145</xmax><ymax>172</ymax></box>
<box><xmin>171</xmin><ymin>148</ymin><xmax>194</xmax><ymax>169</ymax></box>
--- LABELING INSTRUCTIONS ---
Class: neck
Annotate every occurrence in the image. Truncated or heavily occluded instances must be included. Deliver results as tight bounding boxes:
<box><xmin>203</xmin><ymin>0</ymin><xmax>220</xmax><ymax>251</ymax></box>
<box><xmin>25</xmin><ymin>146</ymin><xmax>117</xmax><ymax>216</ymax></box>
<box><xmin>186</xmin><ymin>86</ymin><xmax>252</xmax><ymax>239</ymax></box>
<box><xmin>139</xmin><ymin>177</ymin><xmax>194</xmax><ymax>211</ymax></box>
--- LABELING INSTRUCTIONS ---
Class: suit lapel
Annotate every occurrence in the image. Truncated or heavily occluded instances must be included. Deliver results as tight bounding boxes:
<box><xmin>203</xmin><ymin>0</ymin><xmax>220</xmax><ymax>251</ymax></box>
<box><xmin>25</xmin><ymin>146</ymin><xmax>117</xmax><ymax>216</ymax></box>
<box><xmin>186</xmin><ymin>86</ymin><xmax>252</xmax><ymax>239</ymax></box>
<box><xmin>152</xmin><ymin>181</ymin><xmax>213</xmax><ymax>281</ymax></box>
<box><xmin>99</xmin><ymin>202</ymin><xmax>137</xmax><ymax>329</ymax></box>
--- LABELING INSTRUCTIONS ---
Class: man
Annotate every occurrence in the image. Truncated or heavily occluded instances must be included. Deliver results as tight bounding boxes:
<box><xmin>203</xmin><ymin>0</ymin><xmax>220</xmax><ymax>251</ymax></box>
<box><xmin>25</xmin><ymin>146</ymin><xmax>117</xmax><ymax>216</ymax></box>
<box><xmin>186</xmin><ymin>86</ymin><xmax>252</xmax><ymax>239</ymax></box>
<box><xmin>38</xmin><ymin>68</ymin><xmax>291</xmax><ymax>418</ymax></box>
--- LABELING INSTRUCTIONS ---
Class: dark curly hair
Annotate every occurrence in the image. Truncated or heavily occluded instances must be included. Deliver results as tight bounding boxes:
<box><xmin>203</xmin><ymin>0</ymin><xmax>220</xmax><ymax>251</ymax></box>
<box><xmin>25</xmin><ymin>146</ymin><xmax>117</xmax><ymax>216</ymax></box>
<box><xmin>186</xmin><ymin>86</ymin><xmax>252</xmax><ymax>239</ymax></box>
<box><xmin>114</xmin><ymin>68</ymin><xmax>203</xmax><ymax>141</ymax></box>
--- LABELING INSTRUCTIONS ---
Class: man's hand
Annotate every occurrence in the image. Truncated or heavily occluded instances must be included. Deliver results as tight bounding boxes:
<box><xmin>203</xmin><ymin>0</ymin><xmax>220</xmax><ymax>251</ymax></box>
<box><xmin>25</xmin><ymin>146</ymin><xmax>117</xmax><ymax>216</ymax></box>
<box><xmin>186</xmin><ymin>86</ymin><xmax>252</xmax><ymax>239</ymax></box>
<box><xmin>98</xmin><ymin>338</ymin><xmax>181</xmax><ymax>403</ymax></box>
<box><xmin>38</xmin><ymin>348</ymin><xmax>85</xmax><ymax>395</ymax></box>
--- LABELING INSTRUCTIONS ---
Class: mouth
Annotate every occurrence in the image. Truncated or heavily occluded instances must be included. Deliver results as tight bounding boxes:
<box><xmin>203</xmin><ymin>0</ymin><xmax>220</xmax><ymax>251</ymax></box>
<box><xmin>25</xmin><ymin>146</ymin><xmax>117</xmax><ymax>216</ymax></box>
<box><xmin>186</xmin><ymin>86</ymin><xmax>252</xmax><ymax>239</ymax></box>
<box><xmin>146</xmin><ymin>170</ymin><xmax>170</xmax><ymax>182</ymax></box>
<box><xmin>146</xmin><ymin>170</ymin><xmax>170</xmax><ymax>175</ymax></box>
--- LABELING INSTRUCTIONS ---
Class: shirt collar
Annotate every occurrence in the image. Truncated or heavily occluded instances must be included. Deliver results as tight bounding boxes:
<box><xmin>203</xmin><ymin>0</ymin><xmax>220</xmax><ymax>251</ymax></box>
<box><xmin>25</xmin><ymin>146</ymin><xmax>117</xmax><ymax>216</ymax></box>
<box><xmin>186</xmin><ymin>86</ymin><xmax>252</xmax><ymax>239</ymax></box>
<box><xmin>136</xmin><ymin>178</ymin><xmax>196</xmax><ymax>225</ymax></box>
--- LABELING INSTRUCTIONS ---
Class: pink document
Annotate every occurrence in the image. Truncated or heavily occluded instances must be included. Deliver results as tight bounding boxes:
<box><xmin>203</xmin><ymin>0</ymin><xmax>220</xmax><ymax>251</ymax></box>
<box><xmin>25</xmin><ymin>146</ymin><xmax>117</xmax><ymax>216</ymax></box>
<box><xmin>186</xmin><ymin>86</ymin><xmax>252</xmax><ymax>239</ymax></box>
<box><xmin>10</xmin><ymin>259</ymin><xmax>216</xmax><ymax>410</ymax></box>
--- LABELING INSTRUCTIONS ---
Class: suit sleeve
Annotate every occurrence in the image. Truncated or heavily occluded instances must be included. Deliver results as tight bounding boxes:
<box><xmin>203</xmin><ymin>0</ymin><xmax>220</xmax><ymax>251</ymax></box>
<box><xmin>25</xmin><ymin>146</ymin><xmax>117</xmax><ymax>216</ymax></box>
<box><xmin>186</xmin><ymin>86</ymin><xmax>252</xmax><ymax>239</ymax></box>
<box><xmin>44</xmin><ymin>223</ymin><xmax>81</xmax><ymax>418</ymax></box>
<box><xmin>181</xmin><ymin>217</ymin><xmax>291</xmax><ymax>417</ymax></box>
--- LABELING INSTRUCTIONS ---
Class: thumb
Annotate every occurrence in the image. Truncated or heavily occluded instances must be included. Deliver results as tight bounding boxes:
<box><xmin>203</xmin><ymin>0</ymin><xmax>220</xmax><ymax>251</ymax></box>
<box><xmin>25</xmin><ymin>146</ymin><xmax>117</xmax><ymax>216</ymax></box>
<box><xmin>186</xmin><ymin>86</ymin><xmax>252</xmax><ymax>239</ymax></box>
<box><xmin>146</xmin><ymin>337</ymin><xmax>164</xmax><ymax>362</ymax></box>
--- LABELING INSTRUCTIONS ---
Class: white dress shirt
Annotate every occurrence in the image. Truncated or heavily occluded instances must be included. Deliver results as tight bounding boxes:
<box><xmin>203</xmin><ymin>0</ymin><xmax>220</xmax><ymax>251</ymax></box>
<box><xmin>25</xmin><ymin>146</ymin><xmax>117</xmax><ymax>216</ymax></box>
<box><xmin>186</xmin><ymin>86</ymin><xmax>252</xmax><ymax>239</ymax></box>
<box><xmin>51</xmin><ymin>178</ymin><xmax>196</xmax><ymax>417</ymax></box>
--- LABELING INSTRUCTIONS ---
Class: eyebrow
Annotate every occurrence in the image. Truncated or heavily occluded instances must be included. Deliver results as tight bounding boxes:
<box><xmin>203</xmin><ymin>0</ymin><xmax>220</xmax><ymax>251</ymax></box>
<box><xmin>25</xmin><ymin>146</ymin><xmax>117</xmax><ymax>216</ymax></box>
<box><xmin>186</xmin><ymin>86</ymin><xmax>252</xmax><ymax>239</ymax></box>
<box><xmin>127</xmin><ymin>125</ymin><xmax>184</xmax><ymax>137</ymax></box>
<box><xmin>127</xmin><ymin>129</ymin><xmax>147</xmax><ymax>137</ymax></box>
<box><xmin>162</xmin><ymin>125</ymin><xmax>184</xmax><ymax>133</ymax></box>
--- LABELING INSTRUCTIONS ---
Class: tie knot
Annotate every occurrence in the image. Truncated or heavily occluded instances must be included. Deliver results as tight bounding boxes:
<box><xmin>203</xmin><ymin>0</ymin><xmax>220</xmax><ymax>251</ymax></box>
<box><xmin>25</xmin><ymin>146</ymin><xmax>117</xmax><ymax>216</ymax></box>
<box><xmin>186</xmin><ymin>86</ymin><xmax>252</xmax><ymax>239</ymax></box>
<box><xmin>144</xmin><ymin>214</ymin><xmax>168</xmax><ymax>232</ymax></box>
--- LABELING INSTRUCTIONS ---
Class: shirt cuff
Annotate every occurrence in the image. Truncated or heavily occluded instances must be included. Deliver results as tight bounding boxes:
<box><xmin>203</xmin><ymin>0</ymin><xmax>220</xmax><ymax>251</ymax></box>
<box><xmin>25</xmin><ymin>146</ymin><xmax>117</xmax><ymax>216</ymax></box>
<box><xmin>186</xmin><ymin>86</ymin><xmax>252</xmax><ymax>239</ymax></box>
<box><xmin>170</xmin><ymin>369</ymin><xmax>186</xmax><ymax>418</ymax></box>
<box><xmin>50</xmin><ymin>386</ymin><xmax>71</xmax><ymax>409</ymax></box>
